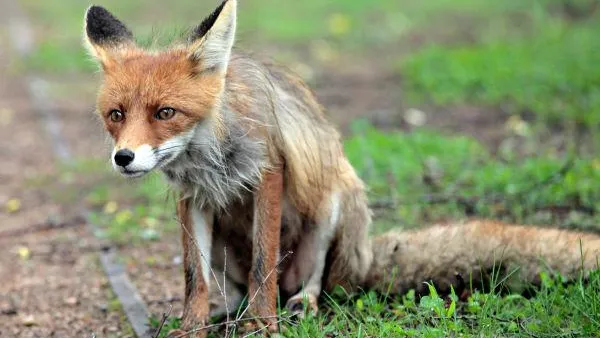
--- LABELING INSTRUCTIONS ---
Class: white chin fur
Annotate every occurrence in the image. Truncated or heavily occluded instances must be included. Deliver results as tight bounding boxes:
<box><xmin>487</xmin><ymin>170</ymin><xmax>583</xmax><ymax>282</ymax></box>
<box><xmin>156</xmin><ymin>131</ymin><xmax>194</xmax><ymax>167</ymax></box>
<box><xmin>112</xmin><ymin>132</ymin><xmax>193</xmax><ymax>177</ymax></box>
<box><xmin>112</xmin><ymin>144</ymin><xmax>157</xmax><ymax>177</ymax></box>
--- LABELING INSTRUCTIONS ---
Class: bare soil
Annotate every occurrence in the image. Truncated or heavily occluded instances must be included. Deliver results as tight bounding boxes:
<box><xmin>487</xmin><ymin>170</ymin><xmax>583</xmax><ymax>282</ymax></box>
<box><xmin>120</xmin><ymin>234</ymin><xmax>185</xmax><ymax>321</ymax></box>
<box><xmin>0</xmin><ymin>226</ymin><xmax>133</xmax><ymax>337</ymax></box>
<box><xmin>313</xmin><ymin>68</ymin><xmax>508</xmax><ymax>149</ymax></box>
<box><xmin>0</xmin><ymin>76</ymin><xmax>132</xmax><ymax>338</ymax></box>
<box><xmin>0</xmin><ymin>7</ymin><xmax>132</xmax><ymax>337</ymax></box>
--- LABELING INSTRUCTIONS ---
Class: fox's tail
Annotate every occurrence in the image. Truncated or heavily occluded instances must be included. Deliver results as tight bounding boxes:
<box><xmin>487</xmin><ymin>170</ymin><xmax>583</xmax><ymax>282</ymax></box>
<box><xmin>364</xmin><ymin>219</ymin><xmax>600</xmax><ymax>296</ymax></box>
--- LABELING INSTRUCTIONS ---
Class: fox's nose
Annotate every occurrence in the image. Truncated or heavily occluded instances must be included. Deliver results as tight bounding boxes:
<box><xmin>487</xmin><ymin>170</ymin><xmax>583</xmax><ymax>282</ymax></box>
<box><xmin>114</xmin><ymin>149</ymin><xmax>135</xmax><ymax>167</ymax></box>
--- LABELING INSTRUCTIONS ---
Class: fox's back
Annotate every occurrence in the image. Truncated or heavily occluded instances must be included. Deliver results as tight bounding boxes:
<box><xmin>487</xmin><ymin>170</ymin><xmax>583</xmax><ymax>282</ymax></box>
<box><xmin>224</xmin><ymin>54</ymin><xmax>364</xmax><ymax>218</ymax></box>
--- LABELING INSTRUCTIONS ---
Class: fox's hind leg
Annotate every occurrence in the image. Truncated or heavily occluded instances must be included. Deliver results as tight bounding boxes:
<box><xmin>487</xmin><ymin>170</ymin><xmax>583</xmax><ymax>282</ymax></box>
<box><xmin>283</xmin><ymin>190</ymin><xmax>355</xmax><ymax>318</ymax></box>
<box><xmin>323</xmin><ymin>190</ymin><xmax>373</xmax><ymax>294</ymax></box>
<box><xmin>283</xmin><ymin>222</ymin><xmax>336</xmax><ymax>317</ymax></box>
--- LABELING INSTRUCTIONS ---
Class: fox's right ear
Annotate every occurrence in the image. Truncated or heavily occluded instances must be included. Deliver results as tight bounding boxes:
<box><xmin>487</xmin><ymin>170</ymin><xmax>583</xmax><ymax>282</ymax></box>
<box><xmin>186</xmin><ymin>0</ymin><xmax>237</xmax><ymax>74</ymax></box>
<box><xmin>83</xmin><ymin>5</ymin><xmax>135</xmax><ymax>69</ymax></box>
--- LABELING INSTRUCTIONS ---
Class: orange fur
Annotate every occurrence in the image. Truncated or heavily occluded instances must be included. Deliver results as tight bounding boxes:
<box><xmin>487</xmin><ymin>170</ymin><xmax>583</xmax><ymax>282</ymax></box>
<box><xmin>367</xmin><ymin>219</ymin><xmax>600</xmax><ymax>296</ymax></box>
<box><xmin>177</xmin><ymin>197</ymin><xmax>210</xmax><ymax>338</ymax></box>
<box><xmin>96</xmin><ymin>51</ymin><xmax>223</xmax><ymax>150</ymax></box>
<box><xmin>248</xmin><ymin>167</ymin><xmax>284</xmax><ymax>332</ymax></box>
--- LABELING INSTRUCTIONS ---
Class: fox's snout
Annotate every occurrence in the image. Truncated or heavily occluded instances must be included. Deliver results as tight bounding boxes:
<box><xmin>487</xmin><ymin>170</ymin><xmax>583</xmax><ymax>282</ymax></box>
<box><xmin>114</xmin><ymin>149</ymin><xmax>135</xmax><ymax>167</ymax></box>
<box><xmin>111</xmin><ymin>144</ymin><xmax>158</xmax><ymax>178</ymax></box>
<box><xmin>110</xmin><ymin>131</ymin><xmax>194</xmax><ymax>178</ymax></box>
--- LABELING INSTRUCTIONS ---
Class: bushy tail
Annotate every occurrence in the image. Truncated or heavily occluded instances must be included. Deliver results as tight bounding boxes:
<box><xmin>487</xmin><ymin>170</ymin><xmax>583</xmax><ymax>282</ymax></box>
<box><xmin>364</xmin><ymin>219</ymin><xmax>600</xmax><ymax>296</ymax></box>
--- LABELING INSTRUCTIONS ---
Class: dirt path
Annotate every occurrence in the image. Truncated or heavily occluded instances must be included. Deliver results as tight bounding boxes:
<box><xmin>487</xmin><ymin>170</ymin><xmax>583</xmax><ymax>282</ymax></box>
<box><xmin>0</xmin><ymin>2</ymin><xmax>139</xmax><ymax>336</ymax></box>
<box><xmin>0</xmin><ymin>227</ymin><xmax>134</xmax><ymax>337</ymax></box>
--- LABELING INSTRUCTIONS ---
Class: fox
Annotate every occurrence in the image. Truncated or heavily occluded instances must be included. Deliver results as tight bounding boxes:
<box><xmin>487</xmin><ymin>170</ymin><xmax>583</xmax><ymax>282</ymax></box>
<box><xmin>83</xmin><ymin>1</ymin><xmax>600</xmax><ymax>337</ymax></box>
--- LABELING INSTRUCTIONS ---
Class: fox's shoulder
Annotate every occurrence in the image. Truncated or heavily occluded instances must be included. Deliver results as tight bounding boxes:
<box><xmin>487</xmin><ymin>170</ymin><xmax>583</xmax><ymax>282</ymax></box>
<box><xmin>226</xmin><ymin>52</ymin><xmax>325</xmax><ymax>116</ymax></box>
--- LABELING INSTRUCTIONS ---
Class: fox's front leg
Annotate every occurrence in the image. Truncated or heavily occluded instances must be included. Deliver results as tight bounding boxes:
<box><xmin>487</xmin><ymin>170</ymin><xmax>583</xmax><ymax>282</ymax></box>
<box><xmin>168</xmin><ymin>197</ymin><xmax>213</xmax><ymax>338</ymax></box>
<box><xmin>246</xmin><ymin>168</ymin><xmax>283</xmax><ymax>333</ymax></box>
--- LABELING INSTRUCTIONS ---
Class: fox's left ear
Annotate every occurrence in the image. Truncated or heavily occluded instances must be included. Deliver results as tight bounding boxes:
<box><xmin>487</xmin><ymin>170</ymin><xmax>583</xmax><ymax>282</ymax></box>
<box><xmin>187</xmin><ymin>0</ymin><xmax>237</xmax><ymax>74</ymax></box>
<box><xmin>83</xmin><ymin>5</ymin><xmax>136</xmax><ymax>69</ymax></box>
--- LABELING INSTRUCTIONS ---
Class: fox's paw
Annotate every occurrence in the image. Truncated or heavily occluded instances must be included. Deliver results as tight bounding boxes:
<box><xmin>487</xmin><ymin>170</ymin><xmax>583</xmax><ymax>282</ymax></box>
<box><xmin>166</xmin><ymin>328</ymin><xmax>206</xmax><ymax>338</ymax></box>
<box><xmin>165</xmin><ymin>329</ymin><xmax>185</xmax><ymax>338</ymax></box>
<box><xmin>285</xmin><ymin>293</ymin><xmax>318</xmax><ymax>320</ymax></box>
<box><xmin>241</xmin><ymin>316</ymin><xmax>279</xmax><ymax>336</ymax></box>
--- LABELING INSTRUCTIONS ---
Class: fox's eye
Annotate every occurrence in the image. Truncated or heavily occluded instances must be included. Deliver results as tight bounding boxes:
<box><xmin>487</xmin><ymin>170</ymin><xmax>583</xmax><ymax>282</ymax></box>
<box><xmin>155</xmin><ymin>107</ymin><xmax>176</xmax><ymax>120</ymax></box>
<box><xmin>109</xmin><ymin>109</ymin><xmax>124</xmax><ymax>122</ymax></box>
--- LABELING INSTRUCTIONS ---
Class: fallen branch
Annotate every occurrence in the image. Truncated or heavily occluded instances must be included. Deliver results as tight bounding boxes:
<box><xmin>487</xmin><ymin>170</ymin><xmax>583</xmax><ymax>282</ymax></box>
<box><xmin>0</xmin><ymin>216</ymin><xmax>85</xmax><ymax>238</ymax></box>
<box><xmin>369</xmin><ymin>157</ymin><xmax>596</xmax><ymax>218</ymax></box>
<box><xmin>153</xmin><ymin>304</ymin><xmax>173</xmax><ymax>338</ymax></box>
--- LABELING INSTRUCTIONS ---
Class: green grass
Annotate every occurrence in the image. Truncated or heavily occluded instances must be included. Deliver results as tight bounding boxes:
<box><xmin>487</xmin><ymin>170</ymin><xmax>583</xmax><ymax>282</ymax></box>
<box><xmin>148</xmin><ymin>270</ymin><xmax>600</xmax><ymax>337</ymax></box>
<box><xmin>401</xmin><ymin>4</ymin><xmax>600</xmax><ymax>130</ymax></box>
<box><xmin>346</xmin><ymin>122</ymin><xmax>600</xmax><ymax>232</ymax></box>
<box><xmin>86</xmin><ymin>172</ymin><xmax>178</xmax><ymax>243</ymax></box>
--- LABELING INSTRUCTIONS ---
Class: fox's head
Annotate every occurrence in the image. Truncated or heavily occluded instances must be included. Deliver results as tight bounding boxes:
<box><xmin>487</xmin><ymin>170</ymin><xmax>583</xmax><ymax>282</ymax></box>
<box><xmin>84</xmin><ymin>0</ymin><xmax>236</xmax><ymax>177</ymax></box>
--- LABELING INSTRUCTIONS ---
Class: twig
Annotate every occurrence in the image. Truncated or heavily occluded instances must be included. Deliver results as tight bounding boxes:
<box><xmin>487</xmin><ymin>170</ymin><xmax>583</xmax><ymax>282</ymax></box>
<box><xmin>153</xmin><ymin>304</ymin><xmax>173</xmax><ymax>338</ymax></box>
<box><xmin>178</xmin><ymin>217</ymin><xmax>228</xmax><ymax>312</ymax></box>
<box><xmin>369</xmin><ymin>157</ymin><xmax>592</xmax><ymax>218</ymax></box>
<box><xmin>223</xmin><ymin>246</ymin><xmax>230</xmax><ymax>338</ymax></box>
<box><xmin>147</xmin><ymin>297</ymin><xmax>182</xmax><ymax>305</ymax></box>
<box><xmin>171</xmin><ymin>315</ymin><xmax>290</xmax><ymax>338</ymax></box>
<box><xmin>0</xmin><ymin>216</ymin><xmax>85</xmax><ymax>238</ymax></box>
<box><xmin>235</xmin><ymin>251</ymin><xmax>294</xmax><ymax>323</ymax></box>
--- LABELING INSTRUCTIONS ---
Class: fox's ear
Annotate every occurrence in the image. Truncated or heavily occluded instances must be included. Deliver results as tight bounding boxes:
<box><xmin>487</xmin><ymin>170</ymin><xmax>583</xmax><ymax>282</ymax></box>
<box><xmin>187</xmin><ymin>0</ymin><xmax>237</xmax><ymax>73</ymax></box>
<box><xmin>83</xmin><ymin>5</ymin><xmax>135</xmax><ymax>69</ymax></box>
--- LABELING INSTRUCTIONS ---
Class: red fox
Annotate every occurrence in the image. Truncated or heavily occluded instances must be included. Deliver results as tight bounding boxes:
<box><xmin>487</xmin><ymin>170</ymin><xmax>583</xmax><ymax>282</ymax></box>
<box><xmin>83</xmin><ymin>1</ymin><xmax>600</xmax><ymax>336</ymax></box>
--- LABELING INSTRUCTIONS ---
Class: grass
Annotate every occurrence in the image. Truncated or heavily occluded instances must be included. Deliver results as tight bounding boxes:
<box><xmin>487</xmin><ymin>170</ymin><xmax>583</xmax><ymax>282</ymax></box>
<box><xmin>401</xmin><ymin>2</ymin><xmax>600</xmax><ymax>131</ymax></box>
<box><xmin>86</xmin><ymin>171</ymin><xmax>178</xmax><ymax>243</ymax></box>
<box><xmin>346</xmin><ymin>122</ymin><xmax>600</xmax><ymax>232</ymax></box>
<box><xmin>16</xmin><ymin>0</ymin><xmax>402</xmax><ymax>74</ymax></box>
<box><xmin>148</xmin><ymin>271</ymin><xmax>600</xmax><ymax>337</ymax></box>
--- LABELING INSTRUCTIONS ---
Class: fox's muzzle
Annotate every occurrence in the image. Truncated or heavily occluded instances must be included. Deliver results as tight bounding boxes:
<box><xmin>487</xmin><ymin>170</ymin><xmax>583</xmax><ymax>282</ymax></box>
<box><xmin>111</xmin><ymin>144</ymin><xmax>158</xmax><ymax>178</ymax></box>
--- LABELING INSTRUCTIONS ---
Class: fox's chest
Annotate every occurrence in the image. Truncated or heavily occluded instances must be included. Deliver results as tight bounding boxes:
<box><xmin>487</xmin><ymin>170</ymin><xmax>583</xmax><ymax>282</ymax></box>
<box><xmin>162</xmin><ymin>129</ymin><xmax>267</xmax><ymax>210</ymax></box>
<box><xmin>213</xmin><ymin>193</ymin><xmax>309</xmax><ymax>255</ymax></box>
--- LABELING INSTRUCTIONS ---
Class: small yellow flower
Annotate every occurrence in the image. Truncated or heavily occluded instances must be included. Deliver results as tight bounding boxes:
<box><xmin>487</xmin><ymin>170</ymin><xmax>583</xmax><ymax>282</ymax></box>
<box><xmin>328</xmin><ymin>13</ymin><xmax>351</xmax><ymax>36</ymax></box>
<box><xmin>17</xmin><ymin>246</ymin><xmax>31</xmax><ymax>260</ymax></box>
<box><xmin>103</xmin><ymin>201</ymin><xmax>118</xmax><ymax>214</ymax></box>
<box><xmin>115</xmin><ymin>210</ymin><xmax>132</xmax><ymax>225</ymax></box>
<box><xmin>6</xmin><ymin>198</ymin><xmax>21</xmax><ymax>213</ymax></box>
